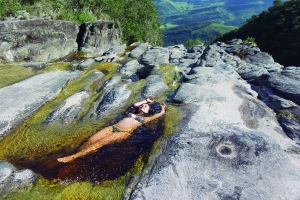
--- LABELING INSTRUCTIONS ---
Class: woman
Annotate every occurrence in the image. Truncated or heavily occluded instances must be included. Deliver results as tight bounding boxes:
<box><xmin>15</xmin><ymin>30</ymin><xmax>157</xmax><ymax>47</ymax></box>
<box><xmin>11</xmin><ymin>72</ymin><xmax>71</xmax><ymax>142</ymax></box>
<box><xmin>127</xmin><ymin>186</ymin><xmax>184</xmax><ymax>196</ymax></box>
<box><xmin>57</xmin><ymin>97</ymin><xmax>166</xmax><ymax>163</ymax></box>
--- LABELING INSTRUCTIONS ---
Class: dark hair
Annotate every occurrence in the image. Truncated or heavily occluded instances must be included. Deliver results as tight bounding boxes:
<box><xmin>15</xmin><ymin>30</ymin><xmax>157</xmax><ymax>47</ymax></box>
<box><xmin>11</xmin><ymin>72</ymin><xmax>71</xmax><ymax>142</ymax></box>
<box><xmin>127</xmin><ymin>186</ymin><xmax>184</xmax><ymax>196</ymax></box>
<box><xmin>148</xmin><ymin>102</ymin><xmax>162</xmax><ymax>115</ymax></box>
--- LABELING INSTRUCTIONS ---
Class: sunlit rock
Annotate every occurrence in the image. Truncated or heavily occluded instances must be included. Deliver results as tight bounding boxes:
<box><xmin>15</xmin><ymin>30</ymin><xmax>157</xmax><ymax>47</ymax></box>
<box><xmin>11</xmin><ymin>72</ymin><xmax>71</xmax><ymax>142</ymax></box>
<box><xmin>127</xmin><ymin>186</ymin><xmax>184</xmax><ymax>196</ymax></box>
<box><xmin>44</xmin><ymin>90</ymin><xmax>89</xmax><ymax>125</ymax></box>
<box><xmin>129</xmin><ymin>43</ymin><xmax>149</xmax><ymax>58</ymax></box>
<box><xmin>0</xmin><ymin>70</ymin><xmax>81</xmax><ymax>138</ymax></box>
<box><xmin>0</xmin><ymin>18</ymin><xmax>78</xmax><ymax>62</ymax></box>
<box><xmin>142</xmin><ymin>74</ymin><xmax>168</xmax><ymax>98</ymax></box>
<box><xmin>118</xmin><ymin>60</ymin><xmax>142</xmax><ymax>77</ymax></box>
<box><xmin>131</xmin><ymin>57</ymin><xmax>300</xmax><ymax>200</ymax></box>
<box><xmin>96</xmin><ymin>84</ymin><xmax>132</xmax><ymax>117</ymax></box>
<box><xmin>79</xmin><ymin>20</ymin><xmax>122</xmax><ymax>54</ymax></box>
<box><xmin>139</xmin><ymin>47</ymin><xmax>170</xmax><ymax>65</ymax></box>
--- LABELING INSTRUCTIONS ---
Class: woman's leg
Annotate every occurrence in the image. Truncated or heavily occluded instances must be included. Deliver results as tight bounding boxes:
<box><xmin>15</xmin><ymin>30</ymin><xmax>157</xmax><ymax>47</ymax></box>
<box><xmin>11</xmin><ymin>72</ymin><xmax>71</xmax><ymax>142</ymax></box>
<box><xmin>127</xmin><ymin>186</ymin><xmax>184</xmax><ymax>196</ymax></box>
<box><xmin>78</xmin><ymin>126</ymin><xmax>113</xmax><ymax>150</ymax></box>
<box><xmin>57</xmin><ymin>131</ymin><xmax>131</xmax><ymax>163</ymax></box>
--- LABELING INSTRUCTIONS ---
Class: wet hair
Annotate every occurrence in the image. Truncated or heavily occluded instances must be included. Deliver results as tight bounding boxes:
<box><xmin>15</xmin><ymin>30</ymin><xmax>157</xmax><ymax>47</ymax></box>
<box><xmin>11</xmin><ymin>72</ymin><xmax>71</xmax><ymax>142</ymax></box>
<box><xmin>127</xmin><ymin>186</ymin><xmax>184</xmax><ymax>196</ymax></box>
<box><xmin>148</xmin><ymin>102</ymin><xmax>162</xmax><ymax>115</ymax></box>
<box><xmin>125</xmin><ymin>102</ymin><xmax>162</xmax><ymax>116</ymax></box>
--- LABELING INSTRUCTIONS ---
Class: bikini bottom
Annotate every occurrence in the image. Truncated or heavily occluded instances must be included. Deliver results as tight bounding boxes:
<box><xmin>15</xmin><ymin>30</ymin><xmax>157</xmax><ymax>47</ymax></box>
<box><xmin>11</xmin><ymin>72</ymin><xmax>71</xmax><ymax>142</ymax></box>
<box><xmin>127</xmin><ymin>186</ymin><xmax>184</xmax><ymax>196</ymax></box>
<box><xmin>112</xmin><ymin>125</ymin><xmax>127</xmax><ymax>133</ymax></box>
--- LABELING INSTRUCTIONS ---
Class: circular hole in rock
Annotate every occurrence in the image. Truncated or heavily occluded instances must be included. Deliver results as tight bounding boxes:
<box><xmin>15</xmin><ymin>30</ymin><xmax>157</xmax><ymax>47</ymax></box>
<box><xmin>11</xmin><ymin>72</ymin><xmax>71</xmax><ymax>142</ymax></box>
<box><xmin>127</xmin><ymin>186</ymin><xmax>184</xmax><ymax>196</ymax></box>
<box><xmin>219</xmin><ymin>146</ymin><xmax>232</xmax><ymax>155</ymax></box>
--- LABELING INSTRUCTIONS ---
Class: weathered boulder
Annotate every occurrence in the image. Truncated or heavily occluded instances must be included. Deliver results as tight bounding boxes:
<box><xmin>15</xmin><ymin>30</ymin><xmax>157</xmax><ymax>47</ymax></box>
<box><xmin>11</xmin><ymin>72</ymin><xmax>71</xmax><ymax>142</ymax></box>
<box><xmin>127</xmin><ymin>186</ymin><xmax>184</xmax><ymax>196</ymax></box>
<box><xmin>103</xmin><ymin>44</ymin><xmax>127</xmax><ymax>56</ymax></box>
<box><xmin>96</xmin><ymin>84</ymin><xmax>132</xmax><ymax>117</ymax></box>
<box><xmin>142</xmin><ymin>74</ymin><xmax>168</xmax><ymax>98</ymax></box>
<box><xmin>129</xmin><ymin>43</ymin><xmax>149</xmax><ymax>58</ymax></box>
<box><xmin>101</xmin><ymin>76</ymin><xmax>122</xmax><ymax>91</ymax></box>
<box><xmin>139</xmin><ymin>47</ymin><xmax>170</xmax><ymax>65</ymax></box>
<box><xmin>0</xmin><ymin>160</ymin><xmax>36</xmax><ymax>196</ymax></box>
<box><xmin>44</xmin><ymin>90</ymin><xmax>89</xmax><ymax>125</ymax></box>
<box><xmin>0</xmin><ymin>18</ymin><xmax>78</xmax><ymax>62</ymax></box>
<box><xmin>195</xmin><ymin>45</ymin><xmax>225</xmax><ymax>67</ymax></box>
<box><xmin>221</xmin><ymin>39</ymin><xmax>283</xmax><ymax>72</ymax></box>
<box><xmin>0</xmin><ymin>70</ymin><xmax>81</xmax><ymax>138</ymax></box>
<box><xmin>78</xmin><ymin>20</ymin><xmax>122</xmax><ymax>54</ymax></box>
<box><xmin>236</xmin><ymin>63</ymin><xmax>269</xmax><ymax>80</ymax></box>
<box><xmin>264</xmin><ymin>67</ymin><xmax>300</xmax><ymax>105</ymax></box>
<box><xmin>72</xmin><ymin>58</ymin><xmax>95</xmax><ymax>70</ymax></box>
<box><xmin>118</xmin><ymin>60</ymin><xmax>141</xmax><ymax>77</ymax></box>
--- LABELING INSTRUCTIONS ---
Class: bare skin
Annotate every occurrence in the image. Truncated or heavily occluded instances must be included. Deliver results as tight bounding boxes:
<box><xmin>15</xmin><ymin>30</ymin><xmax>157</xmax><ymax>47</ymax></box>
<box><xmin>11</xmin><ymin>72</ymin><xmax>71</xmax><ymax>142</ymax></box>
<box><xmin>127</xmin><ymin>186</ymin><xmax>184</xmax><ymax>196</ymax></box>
<box><xmin>57</xmin><ymin>100</ymin><xmax>165</xmax><ymax>163</ymax></box>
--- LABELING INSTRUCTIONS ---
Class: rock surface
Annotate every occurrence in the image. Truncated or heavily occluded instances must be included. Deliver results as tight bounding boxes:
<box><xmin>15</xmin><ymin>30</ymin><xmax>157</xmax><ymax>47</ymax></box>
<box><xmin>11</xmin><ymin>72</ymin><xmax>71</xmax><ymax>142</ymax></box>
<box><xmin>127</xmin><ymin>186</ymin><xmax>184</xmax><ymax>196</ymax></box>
<box><xmin>0</xmin><ymin>160</ymin><xmax>36</xmax><ymax>196</ymax></box>
<box><xmin>130</xmin><ymin>64</ymin><xmax>300</xmax><ymax>200</ymax></box>
<box><xmin>1</xmin><ymin>37</ymin><xmax>300</xmax><ymax>199</ymax></box>
<box><xmin>95</xmin><ymin>84</ymin><xmax>132</xmax><ymax>117</ymax></box>
<box><xmin>0</xmin><ymin>71</ymin><xmax>81</xmax><ymax>137</ymax></box>
<box><xmin>0</xmin><ymin>18</ymin><xmax>78</xmax><ymax>62</ymax></box>
<box><xmin>78</xmin><ymin>20</ymin><xmax>122</xmax><ymax>54</ymax></box>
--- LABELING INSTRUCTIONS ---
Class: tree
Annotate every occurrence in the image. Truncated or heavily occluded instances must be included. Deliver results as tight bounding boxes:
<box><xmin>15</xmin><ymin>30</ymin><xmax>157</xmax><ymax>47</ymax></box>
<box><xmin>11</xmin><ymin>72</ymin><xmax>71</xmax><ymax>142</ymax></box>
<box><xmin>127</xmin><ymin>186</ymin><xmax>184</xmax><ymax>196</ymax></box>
<box><xmin>273</xmin><ymin>0</ymin><xmax>282</xmax><ymax>6</ymax></box>
<box><xmin>185</xmin><ymin>38</ymin><xmax>203</xmax><ymax>49</ymax></box>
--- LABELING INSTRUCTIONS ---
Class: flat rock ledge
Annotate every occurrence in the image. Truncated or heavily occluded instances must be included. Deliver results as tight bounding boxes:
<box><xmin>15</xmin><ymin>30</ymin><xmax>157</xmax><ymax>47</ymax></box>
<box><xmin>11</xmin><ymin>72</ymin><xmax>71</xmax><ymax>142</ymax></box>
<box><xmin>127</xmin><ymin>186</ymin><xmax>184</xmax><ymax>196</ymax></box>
<box><xmin>129</xmin><ymin>64</ymin><xmax>300</xmax><ymax>200</ymax></box>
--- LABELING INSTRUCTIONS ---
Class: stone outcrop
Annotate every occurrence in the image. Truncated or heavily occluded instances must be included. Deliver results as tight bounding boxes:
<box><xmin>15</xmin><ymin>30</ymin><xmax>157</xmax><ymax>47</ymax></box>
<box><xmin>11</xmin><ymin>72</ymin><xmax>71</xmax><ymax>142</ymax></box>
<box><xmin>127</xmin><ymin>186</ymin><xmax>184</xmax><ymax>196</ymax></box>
<box><xmin>129</xmin><ymin>44</ymin><xmax>300</xmax><ymax>199</ymax></box>
<box><xmin>95</xmin><ymin>84</ymin><xmax>132</xmax><ymax>117</ymax></box>
<box><xmin>78</xmin><ymin>20</ymin><xmax>122</xmax><ymax>54</ymax></box>
<box><xmin>0</xmin><ymin>18</ymin><xmax>78</xmax><ymax>62</ymax></box>
<box><xmin>0</xmin><ymin>70</ymin><xmax>81</xmax><ymax>138</ymax></box>
<box><xmin>0</xmin><ymin>160</ymin><xmax>36</xmax><ymax>196</ymax></box>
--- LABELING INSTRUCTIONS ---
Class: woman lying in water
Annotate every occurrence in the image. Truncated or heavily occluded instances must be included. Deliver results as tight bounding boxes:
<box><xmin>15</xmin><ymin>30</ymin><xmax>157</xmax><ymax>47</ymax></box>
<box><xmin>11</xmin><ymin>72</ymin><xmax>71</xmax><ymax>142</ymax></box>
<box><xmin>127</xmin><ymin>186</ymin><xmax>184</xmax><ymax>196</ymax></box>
<box><xmin>57</xmin><ymin>97</ymin><xmax>166</xmax><ymax>163</ymax></box>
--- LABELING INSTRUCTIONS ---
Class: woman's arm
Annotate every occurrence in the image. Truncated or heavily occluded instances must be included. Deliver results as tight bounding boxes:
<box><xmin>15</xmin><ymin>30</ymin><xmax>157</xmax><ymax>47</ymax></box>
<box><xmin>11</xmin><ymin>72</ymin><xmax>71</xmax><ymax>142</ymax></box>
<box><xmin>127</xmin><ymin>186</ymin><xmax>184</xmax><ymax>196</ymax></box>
<box><xmin>133</xmin><ymin>97</ymin><xmax>154</xmax><ymax>107</ymax></box>
<box><xmin>143</xmin><ymin>103</ymin><xmax>166</xmax><ymax>123</ymax></box>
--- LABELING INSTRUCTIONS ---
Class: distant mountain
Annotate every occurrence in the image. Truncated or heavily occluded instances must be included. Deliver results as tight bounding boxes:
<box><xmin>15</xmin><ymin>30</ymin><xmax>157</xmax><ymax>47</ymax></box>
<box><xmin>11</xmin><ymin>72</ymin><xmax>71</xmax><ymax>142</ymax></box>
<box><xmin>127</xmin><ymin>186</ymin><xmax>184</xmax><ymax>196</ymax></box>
<box><xmin>216</xmin><ymin>0</ymin><xmax>300</xmax><ymax>67</ymax></box>
<box><xmin>155</xmin><ymin>0</ymin><xmax>277</xmax><ymax>46</ymax></box>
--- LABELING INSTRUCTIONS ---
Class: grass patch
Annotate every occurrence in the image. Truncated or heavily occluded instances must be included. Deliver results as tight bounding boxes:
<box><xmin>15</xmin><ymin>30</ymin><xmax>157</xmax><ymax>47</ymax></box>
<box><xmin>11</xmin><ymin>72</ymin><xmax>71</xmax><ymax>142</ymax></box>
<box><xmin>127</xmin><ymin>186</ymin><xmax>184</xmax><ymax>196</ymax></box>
<box><xmin>277</xmin><ymin>110</ymin><xmax>299</xmax><ymax>122</ymax></box>
<box><xmin>0</xmin><ymin>64</ymin><xmax>36</xmax><ymax>88</ymax></box>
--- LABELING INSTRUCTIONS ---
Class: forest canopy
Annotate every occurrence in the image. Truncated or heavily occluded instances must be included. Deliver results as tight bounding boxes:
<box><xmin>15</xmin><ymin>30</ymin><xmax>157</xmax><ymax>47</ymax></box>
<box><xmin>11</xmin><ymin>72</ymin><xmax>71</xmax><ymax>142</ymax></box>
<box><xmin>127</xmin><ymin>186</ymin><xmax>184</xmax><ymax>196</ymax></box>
<box><xmin>0</xmin><ymin>0</ymin><xmax>163</xmax><ymax>45</ymax></box>
<box><xmin>215</xmin><ymin>0</ymin><xmax>300</xmax><ymax>66</ymax></box>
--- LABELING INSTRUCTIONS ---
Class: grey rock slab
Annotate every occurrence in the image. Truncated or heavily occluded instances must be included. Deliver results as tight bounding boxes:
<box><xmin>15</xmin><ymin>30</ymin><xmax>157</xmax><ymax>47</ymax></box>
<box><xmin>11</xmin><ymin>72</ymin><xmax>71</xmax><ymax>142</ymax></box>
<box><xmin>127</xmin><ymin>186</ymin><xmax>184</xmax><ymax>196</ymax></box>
<box><xmin>103</xmin><ymin>44</ymin><xmax>126</xmax><ymax>56</ymax></box>
<box><xmin>129</xmin><ymin>43</ymin><xmax>149</xmax><ymax>58</ymax></box>
<box><xmin>118</xmin><ymin>60</ymin><xmax>141</xmax><ymax>77</ymax></box>
<box><xmin>184</xmin><ymin>65</ymin><xmax>241</xmax><ymax>85</ymax></box>
<box><xmin>237</xmin><ymin>63</ymin><xmax>269</xmax><ymax>80</ymax></box>
<box><xmin>101</xmin><ymin>76</ymin><xmax>122</xmax><ymax>90</ymax></box>
<box><xmin>266</xmin><ymin>70</ymin><xmax>300</xmax><ymax>105</ymax></box>
<box><xmin>0</xmin><ymin>18</ymin><xmax>78</xmax><ymax>62</ymax></box>
<box><xmin>131</xmin><ymin>61</ymin><xmax>300</xmax><ymax>200</ymax></box>
<box><xmin>96</xmin><ymin>84</ymin><xmax>132</xmax><ymax>117</ymax></box>
<box><xmin>139</xmin><ymin>47</ymin><xmax>170</xmax><ymax>65</ymax></box>
<box><xmin>79</xmin><ymin>20</ymin><xmax>122</xmax><ymax>54</ymax></box>
<box><xmin>279</xmin><ymin>116</ymin><xmax>300</xmax><ymax>139</ymax></box>
<box><xmin>142</xmin><ymin>75</ymin><xmax>168</xmax><ymax>98</ymax></box>
<box><xmin>0</xmin><ymin>160</ymin><xmax>36</xmax><ymax>196</ymax></box>
<box><xmin>44</xmin><ymin>90</ymin><xmax>89</xmax><ymax>125</ymax></box>
<box><xmin>76</xmin><ymin>58</ymin><xmax>95</xmax><ymax>69</ymax></box>
<box><xmin>94</xmin><ymin>55</ymin><xmax>123</xmax><ymax>63</ymax></box>
<box><xmin>0</xmin><ymin>70</ymin><xmax>81</xmax><ymax>138</ymax></box>
<box><xmin>195</xmin><ymin>45</ymin><xmax>225</xmax><ymax>67</ymax></box>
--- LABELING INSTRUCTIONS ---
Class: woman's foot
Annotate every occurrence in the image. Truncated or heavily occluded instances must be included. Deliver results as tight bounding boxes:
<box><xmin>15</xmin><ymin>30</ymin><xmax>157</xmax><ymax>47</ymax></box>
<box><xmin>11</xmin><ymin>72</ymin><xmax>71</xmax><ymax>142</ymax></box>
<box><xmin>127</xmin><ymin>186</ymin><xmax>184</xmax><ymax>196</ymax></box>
<box><xmin>57</xmin><ymin>156</ymin><xmax>75</xmax><ymax>163</ymax></box>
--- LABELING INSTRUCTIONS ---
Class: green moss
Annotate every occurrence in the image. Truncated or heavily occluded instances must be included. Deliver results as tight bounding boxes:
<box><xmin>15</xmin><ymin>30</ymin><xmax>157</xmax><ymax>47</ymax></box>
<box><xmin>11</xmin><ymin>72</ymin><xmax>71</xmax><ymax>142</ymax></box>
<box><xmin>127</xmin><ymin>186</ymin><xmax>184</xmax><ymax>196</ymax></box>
<box><xmin>159</xmin><ymin>63</ymin><xmax>182</xmax><ymax>91</ymax></box>
<box><xmin>277</xmin><ymin>110</ymin><xmax>299</xmax><ymax>122</ymax></box>
<box><xmin>0</xmin><ymin>64</ymin><xmax>36</xmax><ymax>88</ymax></box>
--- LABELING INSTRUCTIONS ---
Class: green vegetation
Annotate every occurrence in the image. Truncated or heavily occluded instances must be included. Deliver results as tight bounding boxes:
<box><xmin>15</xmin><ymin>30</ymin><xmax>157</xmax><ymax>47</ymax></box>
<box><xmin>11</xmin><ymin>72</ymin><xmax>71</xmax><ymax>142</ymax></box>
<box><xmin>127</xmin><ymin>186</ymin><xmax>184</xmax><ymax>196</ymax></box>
<box><xmin>185</xmin><ymin>38</ymin><xmax>203</xmax><ymax>49</ymax></box>
<box><xmin>155</xmin><ymin>0</ymin><xmax>275</xmax><ymax>46</ymax></box>
<box><xmin>163</xmin><ymin>22</ymin><xmax>237</xmax><ymax>46</ymax></box>
<box><xmin>0</xmin><ymin>0</ymin><xmax>162</xmax><ymax>45</ymax></box>
<box><xmin>216</xmin><ymin>0</ymin><xmax>300</xmax><ymax>66</ymax></box>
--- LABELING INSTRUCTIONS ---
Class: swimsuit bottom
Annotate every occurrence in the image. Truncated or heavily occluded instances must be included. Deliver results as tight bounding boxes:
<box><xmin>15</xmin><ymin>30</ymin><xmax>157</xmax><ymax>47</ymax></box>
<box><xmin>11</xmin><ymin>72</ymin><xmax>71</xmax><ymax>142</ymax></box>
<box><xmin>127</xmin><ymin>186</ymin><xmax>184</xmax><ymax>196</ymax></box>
<box><xmin>112</xmin><ymin>125</ymin><xmax>127</xmax><ymax>132</ymax></box>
